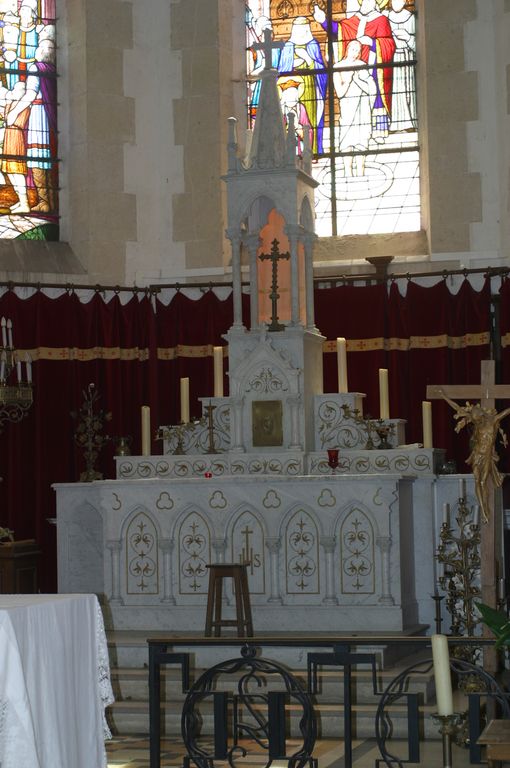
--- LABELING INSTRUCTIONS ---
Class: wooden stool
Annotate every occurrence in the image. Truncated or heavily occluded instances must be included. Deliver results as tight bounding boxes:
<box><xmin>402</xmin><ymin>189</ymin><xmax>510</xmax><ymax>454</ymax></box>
<box><xmin>205</xmin><ymin>563</ymin><xmax>254</xmax><ymax>637</ymax></box>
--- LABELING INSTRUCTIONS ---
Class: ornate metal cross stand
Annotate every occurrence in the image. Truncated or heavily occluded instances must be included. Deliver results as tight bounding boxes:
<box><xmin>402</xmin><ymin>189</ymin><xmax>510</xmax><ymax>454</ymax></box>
<box><xmin>71</xmin><ymin>383</ymin><xmax>111</xmax><ymax>481</ymax></box>
<box><xmin>259</xmin><ymin>238</ymin><xmax>290</xmax><ymax>332</ymax></box>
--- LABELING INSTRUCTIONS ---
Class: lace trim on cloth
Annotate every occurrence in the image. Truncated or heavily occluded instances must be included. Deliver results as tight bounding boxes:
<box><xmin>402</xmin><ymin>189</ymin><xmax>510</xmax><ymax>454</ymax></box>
<box><xmin>95</xmin><ymin>600</ymin><xmax>115</xmax><ymax>760</ymax></box>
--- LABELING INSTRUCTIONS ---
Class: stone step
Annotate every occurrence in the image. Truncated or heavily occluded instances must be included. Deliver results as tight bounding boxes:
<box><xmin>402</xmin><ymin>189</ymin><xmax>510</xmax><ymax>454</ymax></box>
<box><xmin>106</xmin><ymin>697</ymin><xmax>440</xmax><ymax>740</ymax></box>
<box><xmin>110</xmin><ymin>663</ymin><xmax>435</xmax><ymax>705</ymax></box>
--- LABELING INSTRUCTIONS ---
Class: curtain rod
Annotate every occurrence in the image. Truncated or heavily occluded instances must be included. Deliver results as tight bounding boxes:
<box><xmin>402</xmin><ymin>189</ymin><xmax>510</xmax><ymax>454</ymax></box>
<box><xmin>0</xmin><ymin>265</ymin><xmax>506</xmax><ymax>294</ymax></box>
<box><xmin>0</xmin><ymin>281</ymin><xmax>159</xmax><ymax>294</ymax></box>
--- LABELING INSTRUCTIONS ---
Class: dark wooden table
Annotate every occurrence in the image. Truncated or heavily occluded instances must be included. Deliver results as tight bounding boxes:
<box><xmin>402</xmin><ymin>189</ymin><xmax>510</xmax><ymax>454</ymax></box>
<box><xmin>0</xmin><ymin>539</ymin><xmax>39</xmax><ymax>593</ymax></box>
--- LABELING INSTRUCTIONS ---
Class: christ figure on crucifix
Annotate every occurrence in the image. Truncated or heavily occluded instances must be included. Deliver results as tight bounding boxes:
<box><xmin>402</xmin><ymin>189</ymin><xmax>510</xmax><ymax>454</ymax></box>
<box><xmin>441</xmin><ymin>392</ymin><xmax>510</xmax><ymax>524</ymax></box>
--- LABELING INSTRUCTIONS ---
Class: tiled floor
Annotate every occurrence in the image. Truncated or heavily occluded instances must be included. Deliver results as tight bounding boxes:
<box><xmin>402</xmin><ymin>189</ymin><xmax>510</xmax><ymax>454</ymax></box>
<box><xmin>105</xmin><ymin>734</ymin><xmax>480</xmax><ymax>767</ymax></box>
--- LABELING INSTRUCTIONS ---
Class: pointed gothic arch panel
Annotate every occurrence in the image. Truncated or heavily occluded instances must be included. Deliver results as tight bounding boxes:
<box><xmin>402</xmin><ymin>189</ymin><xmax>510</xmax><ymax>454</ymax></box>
<box><xmin>125</xmin><ymin>509</ymin><xmax>159</xmax><ymax>595</ymax></box>
<box><xmin>245</xmin><ymin>0</ymin><xmax>418</xmax><ymax>238</ymax></box>
<box><xmin>178</xmin><ymin>509</ymin><xmax>211</xmax><ymax>595</ymax></box>
<box><xmin>339</xmin><ymin>504</ymin><xmax>375</xmax><ymax>595</ymax></box>
<box><xmin>229</xmin><ymin>508</ymin><xmax>266</xmax><ymax>594</ymax></box>
<box><xmin>284</xmin><ymin>507</ymin><xmax>320</xmax><ymax>594</ymax></box>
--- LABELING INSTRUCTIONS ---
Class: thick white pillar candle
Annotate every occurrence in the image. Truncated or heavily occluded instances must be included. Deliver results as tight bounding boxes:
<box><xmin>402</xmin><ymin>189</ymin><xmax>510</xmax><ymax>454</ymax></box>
<box><xmin>431</xmin><ymin>634</ymin><xmax>453</xmax><ymax>716</ymax></box>
<box><xmin>1</xmin><ymin>317</ymin><xmax>6</xmax><ymax>347</ymax></box>
<box><xmin>336</xmin><ymin>337</ymin><xmax>348</xmax><ymax>393</ymax></box>
<box><xmin>25</xmin><ymin>353</ymin><xmax>32</xmax><ymax>384</ymax></box>
<box><xmin>379</xmin><ymin>368</ymin><xmax>389</xmax><ymax>419</ymax></box>
<box><xmin>213</xmin><ymin>346</ymin><xmax>223</xmax><ymax>398</ymax></box>
<box><xmin>458</xmin><ymin>478</ymin><xmax>466</xmax><ymax>499</ymax></box>
<box><xmin>180</xmin><ymin>377</ymin><xmax>190</xmax><ymax>423</ymax></box>
<box><xmin>141</xmin><ymin>405</ymin><xmax>151</xmax><ymax>456</ymax></box>
<box><xmin>422</xmin><ymin>401</ymin><xmax>433</xmax><ymax>448</ymax></box>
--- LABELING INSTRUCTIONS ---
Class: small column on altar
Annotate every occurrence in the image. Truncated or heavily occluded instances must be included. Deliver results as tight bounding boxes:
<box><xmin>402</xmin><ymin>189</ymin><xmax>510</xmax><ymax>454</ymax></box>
<box><xmin>266</xmin><ymin>538</ymin><xmax>283</xmax><ymax>604</ymax></box>
<box><xmin>160</xmin><ymin>539</ymin><xmax>176</xmax><ymax>604</ymax></box>
<box><xmin>321</xmin><ymin>536</ymin><xmax>338</xmax><ymax>605</ymax></box>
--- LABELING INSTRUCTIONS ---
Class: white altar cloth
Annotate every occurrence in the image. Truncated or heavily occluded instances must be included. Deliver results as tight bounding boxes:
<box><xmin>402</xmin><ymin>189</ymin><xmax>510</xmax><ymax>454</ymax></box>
<box><xmin>0</xmin><ymin>593</ymin><xmax>114</xmax><ymax>768</ymax></box>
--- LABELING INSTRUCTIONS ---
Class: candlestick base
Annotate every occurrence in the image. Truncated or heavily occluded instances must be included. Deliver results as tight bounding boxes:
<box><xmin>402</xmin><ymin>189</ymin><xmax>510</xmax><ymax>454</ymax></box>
<box><xmin>432</xmin><ymin>713</ymin><xmax>462</xmax><ymax>768</ymax></box>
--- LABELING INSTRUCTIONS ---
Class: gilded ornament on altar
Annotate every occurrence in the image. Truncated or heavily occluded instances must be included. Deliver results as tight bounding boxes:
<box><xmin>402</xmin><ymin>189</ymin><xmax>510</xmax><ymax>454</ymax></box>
<box><xmin>71</xmin><ymin>383</ymin><xmax>112</xmax><ymax>482</ymax></box>
<box><xmin>252</xmin><ymin>399</ymin><xmax>283</xmax><ymax>446</ymax></box>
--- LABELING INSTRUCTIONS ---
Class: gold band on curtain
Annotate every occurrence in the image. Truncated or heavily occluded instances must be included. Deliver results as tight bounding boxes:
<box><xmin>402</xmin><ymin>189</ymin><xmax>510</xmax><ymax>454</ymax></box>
<box><xmin>18</xmin><ymin>333</ymin><xmax>489</xmax><ymax>363</ymax></box>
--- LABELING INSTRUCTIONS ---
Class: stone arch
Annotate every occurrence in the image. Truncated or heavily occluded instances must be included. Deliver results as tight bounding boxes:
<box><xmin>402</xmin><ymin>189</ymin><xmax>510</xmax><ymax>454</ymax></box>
<box><xmin>225</xmin><ymin>504</ymin><xmax>267</xmax><ymax>595</ymax></box>
<box><xmin>280</xmin><ymin>504</ymin><xmax>321</xmax><ymax>595</ymax></box>
<box><xmin>174</xmin><ymin>506</ymin><xmax>212</xmax><ymax>595</ymax></box>
<box><xmin>336</xmin><ymin>503</ymin><xmax>376</xmax><ymax>596</ymax></box>
<box><xmin>123</xmin><ymin>506</ymin><xmax>160</xmax><ymax>596</ymax></box>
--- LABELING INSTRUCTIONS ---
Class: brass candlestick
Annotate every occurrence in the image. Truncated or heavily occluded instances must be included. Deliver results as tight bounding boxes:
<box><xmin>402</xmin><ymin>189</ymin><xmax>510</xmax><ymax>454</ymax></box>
<box><xmin>431</xmin><ymin>713</ymin><xmax>462</xmax><ymax>768</ymax></box>
<box><xmin>341</xmin><ymin>404</ymin><xmax>395</xmax><ymax>450</ymax></box>
<box><xmin>157</xmin><ymin>418</ymin><xmax>205</xmax><ymax>456</ymax></box>
<box><xmin>203</xmin><ymin>402</ymin><xmax>221</xmax><ymax>454</ymax></box>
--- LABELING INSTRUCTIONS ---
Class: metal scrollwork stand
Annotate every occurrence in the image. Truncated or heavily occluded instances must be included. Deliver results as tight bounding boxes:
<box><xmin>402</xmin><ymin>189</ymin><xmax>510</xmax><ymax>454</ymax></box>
<box><xmin>71</xmin><ymin>383</ymin><xmax>111</xmax><ymax>481</ymax></box>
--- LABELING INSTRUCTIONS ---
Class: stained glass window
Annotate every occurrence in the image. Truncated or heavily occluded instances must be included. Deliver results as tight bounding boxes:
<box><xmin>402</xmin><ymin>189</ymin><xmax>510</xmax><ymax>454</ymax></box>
<box><xmin>0</xmin><ymin>0</ymin><xmax>58</xmax><ymax>240</ymax></box>
<box><xmin>246</xmin><ymin>1</ymin><xmax>419</xmax><ymax>237</ymax></box>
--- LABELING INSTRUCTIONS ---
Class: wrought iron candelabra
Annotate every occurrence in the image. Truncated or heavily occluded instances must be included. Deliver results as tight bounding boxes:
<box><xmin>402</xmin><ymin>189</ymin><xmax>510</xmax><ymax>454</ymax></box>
<box><xmin>71</xmin><ymin>383</ymin><xmax>111</xmax><ymax>481</ymax></box>
<box><xmin>437</xmin><ymin>492</ymin><xmax>481</xmax><ymax>640</ymax></box>
<box><xmin>0</xmin><ymin>316</ymin><xmax>33</xmax><ymax>432</ymax></box>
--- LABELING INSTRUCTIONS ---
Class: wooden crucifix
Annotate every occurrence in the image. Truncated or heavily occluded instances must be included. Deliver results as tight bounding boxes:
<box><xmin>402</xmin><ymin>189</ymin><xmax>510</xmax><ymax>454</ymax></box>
<box><xmin>427</xmin><ymin>360</ymin><xmax>510</xmax><ymax>644</ymax></box>
<box><xmin>259</xmin><ymin>238</ymin><xmax>290</xmax><ymax>332</ymax></box>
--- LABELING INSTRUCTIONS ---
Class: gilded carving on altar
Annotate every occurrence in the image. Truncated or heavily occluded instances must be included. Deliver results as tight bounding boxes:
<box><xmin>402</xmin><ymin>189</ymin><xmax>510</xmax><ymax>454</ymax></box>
<box><xmin>252</xmin><ymin>400</ymin><xmax>283</xmax><ymax>447</ymax></box>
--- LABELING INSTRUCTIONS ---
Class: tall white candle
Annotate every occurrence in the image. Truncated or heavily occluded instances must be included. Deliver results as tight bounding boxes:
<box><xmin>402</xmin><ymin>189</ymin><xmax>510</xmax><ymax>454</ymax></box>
<box><xmin>7</xmin><ymin>319</ymin><xmax>13</xmax><ymax>349</ymax></box>
<box><xmin>16</xmin><ymin>356</ymin><xmax>21</xmax><ymax>383</ymax></box>
<box><xmin>442</xmin><ymin>502</ymin><xmax>450</xmax><ymax>527</ymax></box>
<box><xmin>141</xmin><ymin>405</ymin><xmax>151</xmax><ymax>456</ymax></box>
<box><xmin>336</xmin><ymin>337</ymin><xmax>348</xmax><ymax>393</ymax></box>
<box><xmin>379</xmin><ymin>368</ymin><xmax>389</xmax><ymax>419</ymax></box>
<box><xmin>422</xmin><ymin>401</ymin><xmax>433</xmax><ymax>449</ymax></box>
<box><xmin>458</xmin><ymin>478</ymin><xmax>466</xmax><ymax>500</ymax></box>
<box><xmin>431</xmin><ymin>634</ymin><xmax>454</xmax><ymax>716</ymax></box>
<box><xmin>213</xmin><ymin>346</ymin><xmax>223</xmax><ymax>398</ymax></box>
<box><xmin>180</xmin><ymin>377</ymin><xmax>190</xmax><ymax>423</ymax></box>
<box><xmin>1</xmin><ymin>317</ymin><xmax>6</xmax><ymax>348</ymax></box>
<box><xmin>25</xmin><ymin>353</ymin><xmax>32</xmax><ymax>384</ymax></box>
<box><xmin>472</xmin><ymin>504</ymin><xmax>480</xmax><ymax>528</ymax></box>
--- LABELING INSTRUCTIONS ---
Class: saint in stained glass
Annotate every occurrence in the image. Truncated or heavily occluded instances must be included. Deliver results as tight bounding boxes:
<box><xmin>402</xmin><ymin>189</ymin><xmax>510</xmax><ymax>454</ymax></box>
<box><xmin>0</xmin><ymin>0</ymin><xmax>58</xmax><ymax>240</ymax></box>
<box><xmin>245</xmin><ymin>0</ymin><xmax>419</xmax><ymax>238</ymax></box>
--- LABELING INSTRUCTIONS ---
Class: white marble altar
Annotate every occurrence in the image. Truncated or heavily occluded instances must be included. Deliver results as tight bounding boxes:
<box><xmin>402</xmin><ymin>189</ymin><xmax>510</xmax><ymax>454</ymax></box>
<box><xmin>53</xmin><ymin>45</ymin><xmax>482</xmax><ymax>638</ymax></box>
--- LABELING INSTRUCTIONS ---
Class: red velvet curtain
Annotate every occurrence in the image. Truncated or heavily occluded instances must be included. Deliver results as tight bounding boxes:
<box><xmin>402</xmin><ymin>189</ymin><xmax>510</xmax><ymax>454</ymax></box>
<box><xmin>0</xmin><ymin>280</ymin><xmax>493</xmax><ymax>590</ymax></box>
<box><xmin>316</xmin><ymin>278</ymin><xmax>491</xmax><ymax>466</ymax></box>
<box><xmin>0</xmin><ymin>291</ymin><xmax>157</xmax><ymax>591</ymax></box>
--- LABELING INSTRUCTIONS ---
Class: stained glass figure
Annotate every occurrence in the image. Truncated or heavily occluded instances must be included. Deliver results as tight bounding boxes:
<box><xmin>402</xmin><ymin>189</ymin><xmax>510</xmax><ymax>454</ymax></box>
<box><xmin>0</xmin><ymin>0</ymin><xmax>58</xmax><ymax>240</ymax></box>
<box><xmin>245</xmin><ymin>0</ymin><xmax>419</xmax><ymax>238</ymax></box>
